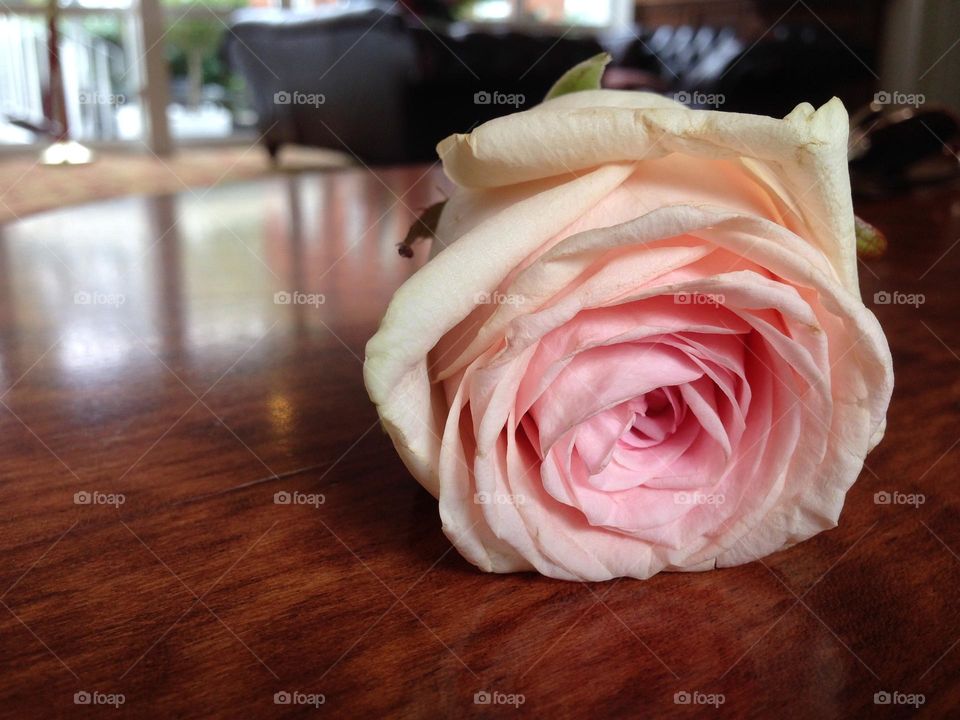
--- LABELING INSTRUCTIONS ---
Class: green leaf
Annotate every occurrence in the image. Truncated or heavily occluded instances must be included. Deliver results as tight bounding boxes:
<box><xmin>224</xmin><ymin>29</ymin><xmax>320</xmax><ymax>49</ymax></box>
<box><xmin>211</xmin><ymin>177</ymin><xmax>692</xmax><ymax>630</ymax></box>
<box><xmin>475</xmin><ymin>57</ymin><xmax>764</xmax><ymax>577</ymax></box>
<box><xmin>855</xmin><ymin>215</ymin><xmax>888</xmax><ymax>259</ymax></box>
<box><xmin>544</xmin><ymin>52</ymin><xmax>612</xmax><ymax>102</ymax></box>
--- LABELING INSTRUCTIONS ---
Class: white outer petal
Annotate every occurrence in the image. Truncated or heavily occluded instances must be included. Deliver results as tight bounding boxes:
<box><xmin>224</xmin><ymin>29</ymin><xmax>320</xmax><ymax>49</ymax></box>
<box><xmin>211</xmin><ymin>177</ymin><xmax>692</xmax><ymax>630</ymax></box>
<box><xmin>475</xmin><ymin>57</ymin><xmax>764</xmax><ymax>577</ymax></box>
<box><xmin>437</xmin><ymin>89</ymin><xmax>858</xmax><ymax>292</ymax></box>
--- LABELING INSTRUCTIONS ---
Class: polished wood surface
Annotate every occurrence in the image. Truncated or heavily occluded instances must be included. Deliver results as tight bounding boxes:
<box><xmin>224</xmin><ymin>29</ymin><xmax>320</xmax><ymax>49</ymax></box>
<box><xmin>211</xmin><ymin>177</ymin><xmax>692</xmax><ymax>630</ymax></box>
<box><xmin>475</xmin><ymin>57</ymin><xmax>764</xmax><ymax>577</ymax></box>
<box><xmin>0</xmin><ymin>166</ymin><xmax>958</xmax><ymax>719</ymax></box>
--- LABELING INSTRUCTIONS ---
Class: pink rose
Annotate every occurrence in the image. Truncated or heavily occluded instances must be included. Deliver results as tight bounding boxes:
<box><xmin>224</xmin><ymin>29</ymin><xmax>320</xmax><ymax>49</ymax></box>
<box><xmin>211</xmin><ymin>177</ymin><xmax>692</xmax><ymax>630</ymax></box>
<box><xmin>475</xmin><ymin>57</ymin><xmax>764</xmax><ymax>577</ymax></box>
<box><xmin>365</xmin><ymin>89</ymin><xmax>893</xmax><ymax>581</ymax></box>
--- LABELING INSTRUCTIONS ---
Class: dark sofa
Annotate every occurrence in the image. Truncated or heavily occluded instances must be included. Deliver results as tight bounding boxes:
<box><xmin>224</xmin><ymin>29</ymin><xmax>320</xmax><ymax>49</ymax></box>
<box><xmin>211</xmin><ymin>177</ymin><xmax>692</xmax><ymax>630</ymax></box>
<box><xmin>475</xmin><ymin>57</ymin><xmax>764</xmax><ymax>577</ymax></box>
<box><xmin>227</xmin><ymin>3</ymin><xmax>603</xmax><ymax>164</ymax></box>
<box><xmin>227</xmin><ymin>2</ymin><xmax>876</xmax><ymax>166</ymax></box>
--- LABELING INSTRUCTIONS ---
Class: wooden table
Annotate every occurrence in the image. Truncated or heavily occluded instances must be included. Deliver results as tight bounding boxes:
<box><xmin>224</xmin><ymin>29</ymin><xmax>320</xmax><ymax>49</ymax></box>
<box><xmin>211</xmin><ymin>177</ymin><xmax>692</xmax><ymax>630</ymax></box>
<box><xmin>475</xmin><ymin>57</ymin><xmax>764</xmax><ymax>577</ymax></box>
<box><xmin>0</xmin><ymin>166</ymin><xmax>957</xmax><ymax>718</ymax></box>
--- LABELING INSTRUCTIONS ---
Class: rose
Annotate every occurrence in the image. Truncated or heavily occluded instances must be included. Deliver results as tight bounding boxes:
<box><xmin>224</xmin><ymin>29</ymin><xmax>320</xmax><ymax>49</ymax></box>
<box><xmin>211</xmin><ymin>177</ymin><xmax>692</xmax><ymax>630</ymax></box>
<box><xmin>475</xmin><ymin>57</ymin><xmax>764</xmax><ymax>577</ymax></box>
<box><xmin>366</xmin><ymin>90</ymin><xmax>894</xmax><ymax>580</ymax></box>
<box><xmin>365</xmin><ymin>89</ymin><xmax>893</xmax><ymax>581</ymax></box>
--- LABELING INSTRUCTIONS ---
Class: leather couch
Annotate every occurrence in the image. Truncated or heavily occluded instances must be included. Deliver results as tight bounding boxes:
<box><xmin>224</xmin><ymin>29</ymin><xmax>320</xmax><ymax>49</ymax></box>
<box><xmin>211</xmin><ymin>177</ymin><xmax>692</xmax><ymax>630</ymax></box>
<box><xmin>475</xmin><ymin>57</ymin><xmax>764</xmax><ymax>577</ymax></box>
<box><xmin>227</xmin><ymin>3</ymin><xmax>603</xmax><ymax>164</ymax></box>
<box><xmin>227</xmin><ymin>3</ymin><xmax>875</xmax><ymax>165</ymax></box>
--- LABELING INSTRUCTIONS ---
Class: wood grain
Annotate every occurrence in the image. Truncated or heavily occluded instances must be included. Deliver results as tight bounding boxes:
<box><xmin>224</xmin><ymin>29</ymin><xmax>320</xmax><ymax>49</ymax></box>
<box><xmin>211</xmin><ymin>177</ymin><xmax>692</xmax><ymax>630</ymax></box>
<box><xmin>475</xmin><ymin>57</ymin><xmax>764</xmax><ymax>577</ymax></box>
<box><xmin>0</xmin><ymin>166</ymin><xmax>958</xmax><ymax>719</ymax></box>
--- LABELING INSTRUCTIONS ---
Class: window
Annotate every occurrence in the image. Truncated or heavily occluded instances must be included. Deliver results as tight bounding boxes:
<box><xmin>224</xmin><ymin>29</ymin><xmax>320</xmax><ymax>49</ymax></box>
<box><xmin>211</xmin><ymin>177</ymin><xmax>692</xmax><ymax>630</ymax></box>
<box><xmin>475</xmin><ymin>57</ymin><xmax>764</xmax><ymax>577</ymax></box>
<box><xmin>458</xmin><ymin>0</ymin><xmax>630</xmax><ymax>27</ymax></box>
<box><xmin>161</xmin><ymin>0</ymin><xmax>258</xmax><ymax>141</ymax></box>
<box><xmin>0</xmin><ymin>2</ymin><xmax>143</xmax><ymax>145</ymax></box>
<box><xmin>0</xmin><ymin>0</ymin><xmax>269</xmax><ymax>150</ymax></box>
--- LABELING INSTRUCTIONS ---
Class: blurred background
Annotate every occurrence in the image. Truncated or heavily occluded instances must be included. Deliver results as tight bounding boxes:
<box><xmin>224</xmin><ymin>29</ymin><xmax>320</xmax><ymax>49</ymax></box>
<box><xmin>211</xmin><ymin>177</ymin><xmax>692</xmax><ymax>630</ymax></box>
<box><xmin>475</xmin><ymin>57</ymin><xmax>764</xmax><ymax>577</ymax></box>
<box><xmin>0</xmin><ymin>0</ymin><xmax>958</xmax><ymax>215</ymax></box>
<box><xmin>0</xmin><ymin>4</ymin><xmax>958</xmax><ymax>713</ymax></box>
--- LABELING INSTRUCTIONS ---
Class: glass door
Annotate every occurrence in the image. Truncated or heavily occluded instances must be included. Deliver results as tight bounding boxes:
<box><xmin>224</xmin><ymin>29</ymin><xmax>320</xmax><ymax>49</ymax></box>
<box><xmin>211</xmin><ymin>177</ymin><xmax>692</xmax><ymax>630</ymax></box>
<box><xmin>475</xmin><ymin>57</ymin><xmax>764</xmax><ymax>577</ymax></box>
<box><xmin>0</xmin><ymin>0</ymin><xmax>144</xmax><ymax>146</ymax></box>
